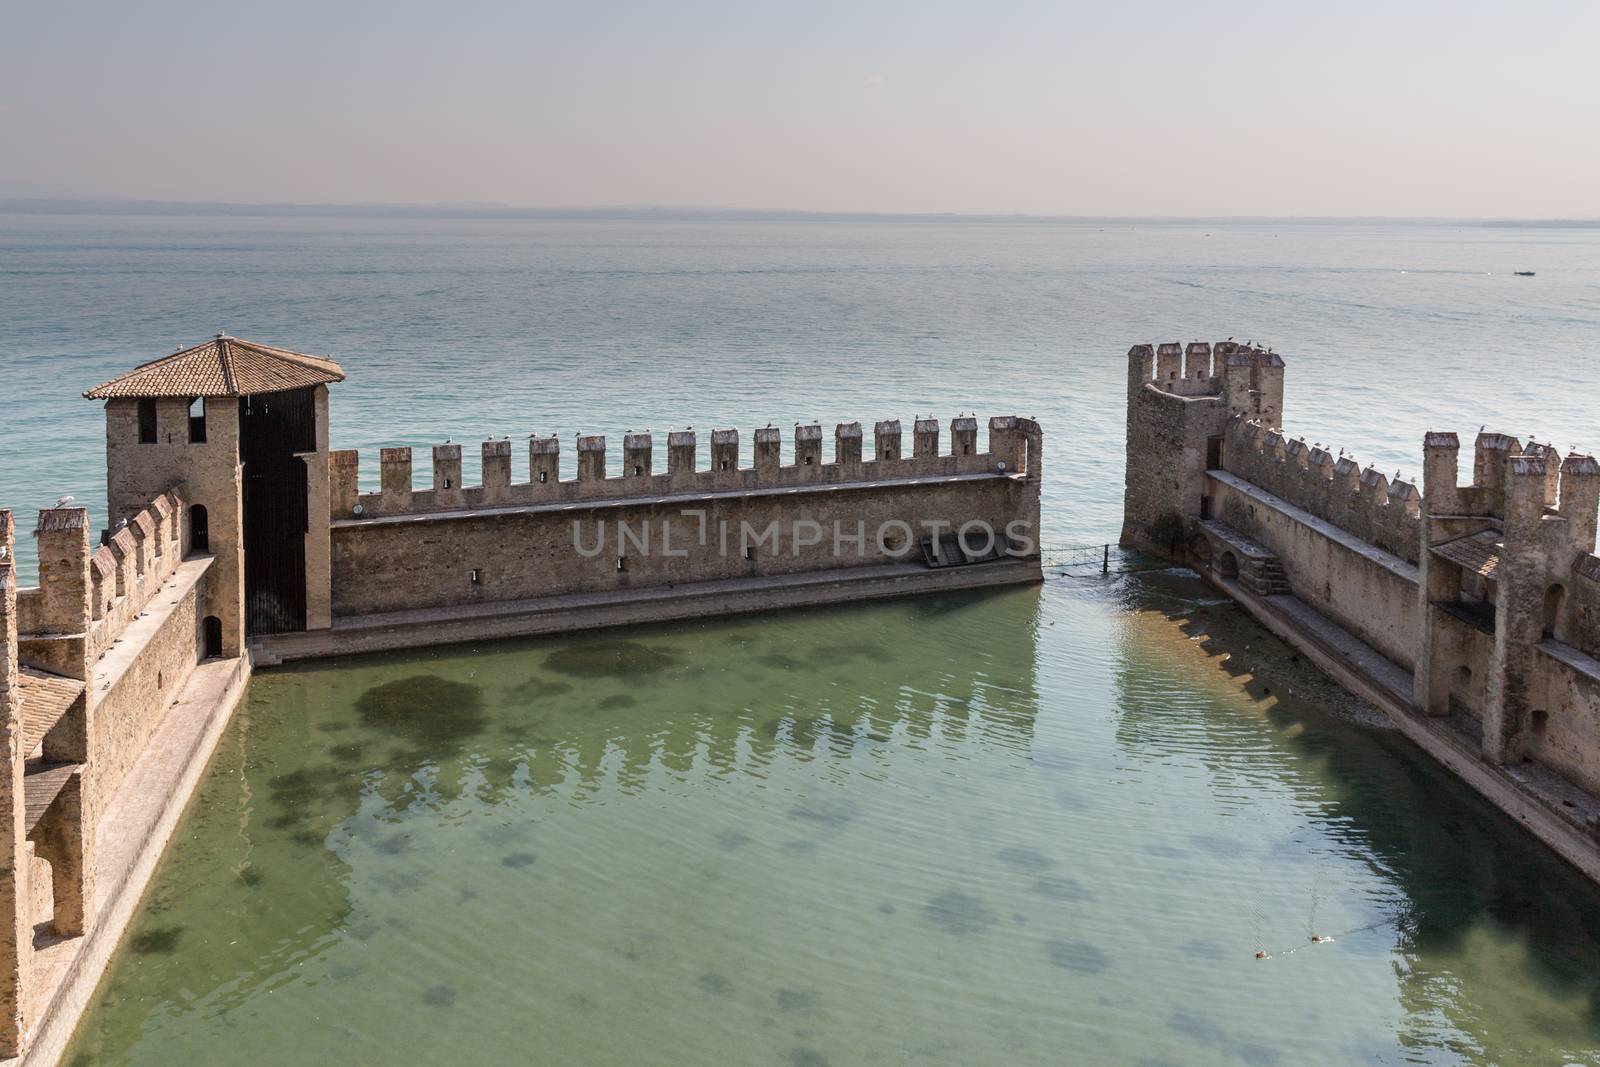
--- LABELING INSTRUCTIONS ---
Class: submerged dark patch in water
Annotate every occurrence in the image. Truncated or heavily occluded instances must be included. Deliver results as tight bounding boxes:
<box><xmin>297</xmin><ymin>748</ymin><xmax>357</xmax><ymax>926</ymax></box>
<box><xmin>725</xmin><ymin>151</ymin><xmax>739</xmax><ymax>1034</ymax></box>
<box><xmin>422</xmin><ymin>984</ymin><xmax>458</xmax><ymax>1008</ymax></box>
<box><xmin>1178</xmin><ymin>939</ymin><xmax>1226</xmax><ymax>961</ymax></box>
<box><xmin>505</xmin><ymin>676</ymin><xmax>575</xmax><ymax>702</ymax></box>
<box><xmin>501</xmin><ymin>853</ymin><xmax>536</xmax><ymax>869</ymax></box>
<box><xmin>1031</xmin><ymin>877</ymin><xmax>1091</xmax><ymax>902</ymax></box>
<box><xmin>544</xmin><ymin>640</ymin><xmax>678</xmax><ymax>679</ymax></box>
<box><xmin>1046</xmin><ymin>939</ymin><xmax>1110</xmax><ymax>975</ymax></box>
<box><xmin>1167</xmin><ymin>1008</ymin><xmax>1280</xmax><ymax>1066</ymax></box>
<box><xmin>130</xmin><ymin>926</ymin><xmax>184</xmax><ymax>954</ymax></box>
<box><xmin>598</xmin><ymin>694</ymin><xmax>637</xmax><ymax>710</ymax></box>
<box><xmin>996</xmin><ymin>846</ymin><xmax>1056</xmax><ymax>872</ymax></box>
<box><xmin>758</xmin><ymin>652</ymin><xmax>806</xmax><ymax>671</ymax></box>
<box><xmin>715</xmin><ymin>829</ymin><xmax>753</xmax><ymax>851</ymax></box>
<box><xmin>923</xmin><ymin>889</ymin><xmax>997</xmax><ymax>935</ymax></box>
<box><xmin>328</xmin><ymin>741</ymin><xmax>367</xmax><ymax>762</ymax></box>
<box><xmin>377</xmin><ymin>835</ymin><xmax>411</xmax><ymax>856</ymax></box>
<box><xmin>356</xmin><ymin>675</ymin><xmax>487</xmax><ymax>748</ymax></box>
<box><xmin>775</xmin><ymin>988</ymin><xmax>818</xmax><ymax>1012</ymax></box>
<box><xmin>697</xmin><ymin>971</ymin><xmax>734</xmax><ymax>996</ymax></box>
<box><xmin>877</xmin><ymin>901</ymin><xmax>897</xmax><ymax>916</ymax></box>
<box><xmin>788</xmin><ymin>797</ymin><xmax>859</xmax><ymax>828</ymax></box>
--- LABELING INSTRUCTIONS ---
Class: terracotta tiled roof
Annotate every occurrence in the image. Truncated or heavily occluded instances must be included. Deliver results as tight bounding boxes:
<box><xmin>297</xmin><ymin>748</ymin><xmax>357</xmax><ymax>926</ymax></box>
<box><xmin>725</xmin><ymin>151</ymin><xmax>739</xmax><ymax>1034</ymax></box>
<box><xmin>1431</xmin><ymin>529</ymin><xmax>1502</xmax><ymax>579</ymax></box>
<box><xmin>17</xmin><ymin>667</ymin><xmax>84</xmax><ymax>752</ymax></box>
<box><xmin>84</xmin><ymin>335</ymin><xmax>344</xmax><ymax>399</ymax></box>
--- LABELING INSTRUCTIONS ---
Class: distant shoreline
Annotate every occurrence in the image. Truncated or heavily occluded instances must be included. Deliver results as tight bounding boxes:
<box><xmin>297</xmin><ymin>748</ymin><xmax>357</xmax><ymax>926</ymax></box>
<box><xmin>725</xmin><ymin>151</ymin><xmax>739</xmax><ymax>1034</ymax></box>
<box><xmin>1</xmin><ymin>198</ymin><xmax>1596</xmax><ymax>227</ymax></box>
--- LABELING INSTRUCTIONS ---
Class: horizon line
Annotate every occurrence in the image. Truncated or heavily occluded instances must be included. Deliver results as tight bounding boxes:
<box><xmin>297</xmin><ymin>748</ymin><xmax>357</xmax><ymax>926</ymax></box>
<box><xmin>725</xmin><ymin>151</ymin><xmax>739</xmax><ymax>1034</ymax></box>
<box><xmin>1</xmin><ymin>196</ymin><xmax>1598</xmax><ymax>227</ymax></box>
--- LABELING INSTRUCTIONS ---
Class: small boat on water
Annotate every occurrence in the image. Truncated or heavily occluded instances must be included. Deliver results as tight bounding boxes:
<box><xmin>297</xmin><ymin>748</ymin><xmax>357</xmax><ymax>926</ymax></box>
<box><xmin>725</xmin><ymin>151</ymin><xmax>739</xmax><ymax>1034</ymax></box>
<box><xmin>1514</xmin><ymin>271</ymin><xmax>1536</xmax><ymax>276</ymax></box>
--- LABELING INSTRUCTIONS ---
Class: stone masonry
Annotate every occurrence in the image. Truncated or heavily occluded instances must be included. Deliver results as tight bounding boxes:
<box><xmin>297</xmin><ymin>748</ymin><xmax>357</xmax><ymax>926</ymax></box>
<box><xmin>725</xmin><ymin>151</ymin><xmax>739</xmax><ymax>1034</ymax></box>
<box><xmin>1123</xmin><ymin>337</ymin><xmax>1600</xmax><ymax>882</ymax></box>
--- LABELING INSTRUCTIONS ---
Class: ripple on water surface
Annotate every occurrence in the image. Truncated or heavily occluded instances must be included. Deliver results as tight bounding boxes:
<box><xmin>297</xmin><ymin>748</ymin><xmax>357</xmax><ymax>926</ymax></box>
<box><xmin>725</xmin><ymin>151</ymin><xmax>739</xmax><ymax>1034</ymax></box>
<box><xmin>63</xmin><ymin>580</ymin><xmax>1600</xmax><ymax>1066</ymax></box>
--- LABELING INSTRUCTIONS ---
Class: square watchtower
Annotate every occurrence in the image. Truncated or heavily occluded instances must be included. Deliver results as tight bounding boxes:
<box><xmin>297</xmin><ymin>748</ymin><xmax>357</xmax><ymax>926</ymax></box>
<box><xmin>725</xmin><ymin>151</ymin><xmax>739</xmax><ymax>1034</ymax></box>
<box><xmin>84</xmin><ymin>335</ymin><xmax>344</xmax><ymax>651</ymax></box>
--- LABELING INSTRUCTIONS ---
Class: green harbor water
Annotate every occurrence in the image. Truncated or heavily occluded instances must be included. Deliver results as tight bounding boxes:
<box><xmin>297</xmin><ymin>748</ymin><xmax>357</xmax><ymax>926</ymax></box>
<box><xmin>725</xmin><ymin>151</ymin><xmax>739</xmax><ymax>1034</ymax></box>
<box><xmin>64</xmin><ymin>571</ymin><xmax>1600</xmax><ymax>1066</ymax></box>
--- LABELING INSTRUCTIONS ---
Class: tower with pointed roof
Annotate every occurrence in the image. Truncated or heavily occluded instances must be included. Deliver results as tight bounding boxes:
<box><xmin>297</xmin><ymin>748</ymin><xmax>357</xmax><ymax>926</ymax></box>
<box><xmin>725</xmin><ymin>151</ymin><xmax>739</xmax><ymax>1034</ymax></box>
<box><xmin>85</xmin><ymin>335</ymin><xmax>344</xmax><ymax>650</ymax></box>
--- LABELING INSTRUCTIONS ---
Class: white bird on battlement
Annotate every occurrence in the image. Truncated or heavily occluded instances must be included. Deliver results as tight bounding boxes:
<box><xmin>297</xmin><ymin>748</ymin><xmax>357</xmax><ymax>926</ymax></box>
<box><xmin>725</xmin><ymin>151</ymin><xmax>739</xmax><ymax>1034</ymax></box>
<box><xmin>53</xmin><ymin>495</ymin><xmax>75</xmax><ymax>508</ymax></box>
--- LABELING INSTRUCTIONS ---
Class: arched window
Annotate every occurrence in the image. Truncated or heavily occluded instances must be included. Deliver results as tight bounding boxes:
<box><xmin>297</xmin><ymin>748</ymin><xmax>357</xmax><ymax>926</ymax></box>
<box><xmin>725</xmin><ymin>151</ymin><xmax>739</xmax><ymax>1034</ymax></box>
<box><xmin>1217</xmin><ymin>551</ymin><xmax>1240</xmax><ymax>579</ymax></box>
<box><xmin>1543</xmin><ymin>584</ymin><xmax>1565</xmax><ymax>639</ymax></box>
<box><xmin>203</xmin><ymin>616</ymin><xmax>223</xmax><ymax>658</ymax></box>
<box><xmin>190</xmin><ymin>504</ymin><xmax>209</xmax><ymax>552</ymax></box>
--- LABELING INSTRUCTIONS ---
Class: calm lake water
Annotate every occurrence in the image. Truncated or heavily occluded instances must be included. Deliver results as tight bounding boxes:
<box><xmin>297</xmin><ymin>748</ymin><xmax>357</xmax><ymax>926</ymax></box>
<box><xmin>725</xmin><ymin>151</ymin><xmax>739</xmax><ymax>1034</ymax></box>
<box><xmin>2</xmin><ymin>215</ymin><xmax>1599</xmax><ymax>1064</ymax></box>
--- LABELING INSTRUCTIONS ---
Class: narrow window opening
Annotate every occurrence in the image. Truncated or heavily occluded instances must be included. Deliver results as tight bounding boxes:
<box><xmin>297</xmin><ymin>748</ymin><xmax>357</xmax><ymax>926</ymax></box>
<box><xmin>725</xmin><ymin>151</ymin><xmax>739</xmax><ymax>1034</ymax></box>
<box><xmin>137</xmin><ymin>398</ymin><xmax>157</xmax><ymax>443</ymax></box>
<box><xmin>188</xmin><ymin>397</ymin><xmax>207</xmax><ymax>443</ymax></box>
<box><xmin>157</xmin><ymin>671</ymin><xmax>164</xmax><ymax>690</ymax></box>
<box><xmin>538</xmin><ymin>470</ymin><xmax>548</xmax><ymax>483</ymax></box>
<box><xmin>469</xmin><ymin>568</ymin><xmax>481</xmax><ymax>585</ymax></box>
<box><xmin>616</xmin><ymin>556</ymin><xmax>626</xmax><ymax>572</ymax></box>
<box><xmin>962</xmin><ymin>445</ymin><xmax>970</xmax><ymax>456</ymax></box>
<box><xmin>720</xmin><ymin>460</ymin><xmax>730</xmax><ymax>471</ymax></box>
<box><xmin>1532</xmin><ymin>708</ymin><xmax>1550</xmax><ymax>733</ymax></box>
<box><xmin>203</xmin><ymin>616</ymin><xmax>222</xmax><ymax>658</ymax></box>
<box><xmin>633</xmin><ymin>464</ymin><xmax>642</xmax><ymax>476</ymax></box>
<box><xmin>444</xmin><ymin>477</ymin><xmax>453</xmax><ymax>489</ymax></box>
<box><xmin>744</xmin><ymin>548</ymin><xmax>753</xmax><ymax>561</ymax></box>
<box><xmin>1543</xmin><ymin>584</ymin><xmax>1565</xmax><ymax>639</ymax></box>
<box><xmin>804</xmin><ymin>455</ymin><xmax>814</xmax><ymax>466</ymax></box>
<box><xmin>190</xmin><ymin>504</ymin><xmax>209</xmax><ymax>552</ymax></box>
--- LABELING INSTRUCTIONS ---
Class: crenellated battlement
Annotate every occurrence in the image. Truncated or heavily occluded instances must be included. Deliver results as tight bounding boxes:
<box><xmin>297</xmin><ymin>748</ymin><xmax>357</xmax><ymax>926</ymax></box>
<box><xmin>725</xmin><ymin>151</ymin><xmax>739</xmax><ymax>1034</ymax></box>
<box><xmin>12</xmin><ymin>491</ymin><xmax>190</xmax><ymax>668</ymax></box>
<box><xmin>1223</xmin><ymin>417</ymin><xmax>1422</xmax><ymax>563</ymax></box>
<box><xmin>1420</xmin><ymin>427</ymin><xmax>1600</xmax><ymax>554</ymax></box>
<box><xmin>1127</xmin><ymin>339</ymin><xmax>1286</xmax><ymax>419</ymax></box>
<box><xmin>331</xmin><ymin>415</ymin><xmax>1041</xmax><ymax>521</ymax></box>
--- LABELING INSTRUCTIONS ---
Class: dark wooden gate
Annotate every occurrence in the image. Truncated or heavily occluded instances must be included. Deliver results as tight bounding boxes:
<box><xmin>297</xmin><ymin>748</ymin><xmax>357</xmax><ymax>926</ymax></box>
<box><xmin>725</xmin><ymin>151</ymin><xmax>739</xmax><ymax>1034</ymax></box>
<box><xmin>241</xmin><ymin>388</ymin><xmax>314</xmax><ymax>635</ymax></box>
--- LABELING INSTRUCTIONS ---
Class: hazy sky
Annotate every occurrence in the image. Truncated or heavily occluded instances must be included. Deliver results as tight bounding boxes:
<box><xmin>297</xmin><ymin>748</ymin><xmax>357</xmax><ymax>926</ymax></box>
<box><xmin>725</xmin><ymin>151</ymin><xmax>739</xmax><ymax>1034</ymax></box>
<box><xmin>4</xmin><ymin>1</ymin><xmax>1596</xmax><ymax>216</ymax></box>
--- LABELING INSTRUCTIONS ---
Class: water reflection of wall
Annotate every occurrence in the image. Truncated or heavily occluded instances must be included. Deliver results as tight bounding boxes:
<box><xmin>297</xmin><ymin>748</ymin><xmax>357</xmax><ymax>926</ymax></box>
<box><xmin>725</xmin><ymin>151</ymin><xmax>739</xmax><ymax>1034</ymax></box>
<box><xmin>70</xmin><ymin>586</ymin><xmax>1043</xmax><ymax>1061</ymax></box>
<box><xmin>1110</xmin><ymin>569</ymin><xmax>1600</xmax><ymax>1060</ymax></box>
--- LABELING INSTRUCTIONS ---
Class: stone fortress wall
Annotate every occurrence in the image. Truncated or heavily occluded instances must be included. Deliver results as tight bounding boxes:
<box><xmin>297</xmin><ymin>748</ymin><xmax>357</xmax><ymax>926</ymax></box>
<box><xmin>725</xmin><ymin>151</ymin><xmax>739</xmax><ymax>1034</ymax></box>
<box><xmin>1122</xmin><ymin>339</ymin><xmax>1600</xmax><ymax>882</ymax></box>
<box><xmin>321</xmin><ymin>417</ymin><xmax>1042</xmax><ymax>620</ymax></box>
<box><xmin>0</xmin><ymin>335</ymin><xmax>1044</xmax><ymax>1062</ymax></box>
<box><xmin>0</xmin><ymin>486</ymin><xmax>242</xmax><ymax>1062</ymax></box>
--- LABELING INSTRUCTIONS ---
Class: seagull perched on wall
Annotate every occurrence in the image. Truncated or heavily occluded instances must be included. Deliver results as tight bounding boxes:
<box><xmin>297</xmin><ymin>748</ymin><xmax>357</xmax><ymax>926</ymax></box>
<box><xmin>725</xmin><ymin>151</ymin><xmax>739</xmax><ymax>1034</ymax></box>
<box><xmin>52</xmin><ymin>495</ymin><xmax>75</xmax><ymax>508</ymax></box>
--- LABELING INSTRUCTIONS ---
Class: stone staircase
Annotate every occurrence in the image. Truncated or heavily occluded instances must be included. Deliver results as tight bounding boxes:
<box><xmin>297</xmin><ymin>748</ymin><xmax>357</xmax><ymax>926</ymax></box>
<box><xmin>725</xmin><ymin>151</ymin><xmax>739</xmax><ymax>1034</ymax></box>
<box><xmin>1197</xmin><ymin>519</ymin><xmax>1291</xmax><ymax>598</ymax></box>
<box><xmin>1245</xmin><ymin>557</ymin><xmax>1290</xmax><ymax>597</ymax></box>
